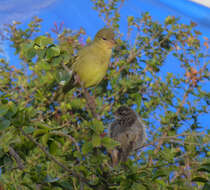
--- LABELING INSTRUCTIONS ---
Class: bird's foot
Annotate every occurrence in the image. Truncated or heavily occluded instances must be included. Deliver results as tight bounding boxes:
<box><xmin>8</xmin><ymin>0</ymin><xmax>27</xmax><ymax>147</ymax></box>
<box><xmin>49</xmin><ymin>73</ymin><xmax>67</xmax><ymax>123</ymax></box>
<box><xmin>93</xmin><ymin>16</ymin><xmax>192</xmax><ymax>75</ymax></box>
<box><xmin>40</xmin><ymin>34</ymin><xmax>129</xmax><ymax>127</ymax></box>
<box><xmin>74</xmin><ymin>74</ymin><xmax>82</xmax><ymax>86</ymax></box>
<box><xmin>83</xmin><ymin>88</ymin><xmax>99</xmax><ymax>119</ymax></box>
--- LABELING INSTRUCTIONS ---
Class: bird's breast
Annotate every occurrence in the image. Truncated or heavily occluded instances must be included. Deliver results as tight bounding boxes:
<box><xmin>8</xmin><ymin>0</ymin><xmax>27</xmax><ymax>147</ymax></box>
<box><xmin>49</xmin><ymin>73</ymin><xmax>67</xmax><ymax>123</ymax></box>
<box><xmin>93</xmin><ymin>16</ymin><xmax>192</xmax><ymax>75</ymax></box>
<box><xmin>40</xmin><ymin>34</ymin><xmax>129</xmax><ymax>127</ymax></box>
<box><xmin>74</xmin><ymin>49</ymin><xmax>111</xmax><ymax>88</ymax></box>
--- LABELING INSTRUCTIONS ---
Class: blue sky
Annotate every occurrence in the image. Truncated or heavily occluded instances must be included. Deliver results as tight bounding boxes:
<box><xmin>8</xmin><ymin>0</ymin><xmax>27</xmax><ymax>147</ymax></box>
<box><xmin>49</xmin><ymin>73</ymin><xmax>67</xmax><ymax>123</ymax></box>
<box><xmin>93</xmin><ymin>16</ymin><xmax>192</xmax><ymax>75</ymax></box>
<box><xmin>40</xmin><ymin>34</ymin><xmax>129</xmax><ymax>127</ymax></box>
<box><xmin>0</xmin><ymin>0</ymin><xmax>210</xmax><ymax>36</ymax></box>
<box><xmin>0</xmin><ymin>0</ymin><xmax>210</xmax><ymax>61</ymax></box>
<box><xmin>0</xmin><ymin>0</ymin><xmax>209</xmax><ymax>129</ymax></box>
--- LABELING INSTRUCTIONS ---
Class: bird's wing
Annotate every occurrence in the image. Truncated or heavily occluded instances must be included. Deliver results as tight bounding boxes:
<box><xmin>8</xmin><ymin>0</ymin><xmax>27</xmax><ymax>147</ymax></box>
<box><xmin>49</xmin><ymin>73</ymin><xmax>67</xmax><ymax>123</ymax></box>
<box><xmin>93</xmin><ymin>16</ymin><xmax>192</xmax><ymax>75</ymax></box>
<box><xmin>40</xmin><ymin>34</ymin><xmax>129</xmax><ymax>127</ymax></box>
<box><xmin>61</xmin><ymin>45</ymin><xmax>91</xmax><ymax>94</ymax></box>
<box><xmin>108</xmin><ymin>120</ymin><xmax>122</xmax><ymax>139</ymax></box>
<box><xmin>109</xmin><ymin>121</ymin><xmax>132</xmax><ymax>149</ymax></box>
<box><xmin>71</xmin><ymin>43</ymin><xmax>94</xmax><ymax>70</ymax></box>
<box><xmin>108</xmin><ymin>120</ymin><xmax>129</xmax><ymax>164</ymax></box>
<box><xmin>131</xmin><ymin>118</ymin><xmax>146</xmax><ymax>149</ymax></box>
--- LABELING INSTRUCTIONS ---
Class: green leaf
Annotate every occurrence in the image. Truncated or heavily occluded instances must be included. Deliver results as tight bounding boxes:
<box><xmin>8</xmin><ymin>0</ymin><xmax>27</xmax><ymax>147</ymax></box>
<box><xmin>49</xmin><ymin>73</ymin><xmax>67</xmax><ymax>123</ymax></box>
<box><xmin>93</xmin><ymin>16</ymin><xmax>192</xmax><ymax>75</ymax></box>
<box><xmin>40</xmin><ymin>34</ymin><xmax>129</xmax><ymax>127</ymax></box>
<box><xmin>59</xmin><ymin>181</ymin><xmax>74</xmax><ymax>190</ymax></box>
<box><xmin>82</xmin><ymin>142</ymin><xmax>93</xmax><ymax>155</ymax></box>
<box><xmin>92</xmin><ymin>135</ymin><xmax>101</xmax><ymax>147</ymax></box>
<box><xmin>23</xmin><ymin>126</ymin><xmax>35</xmax><ymax>134</ymax></box>
<box><xmin>46</xmin><ymin>46</ymin><xmax>60</xmax><ymax>59</ymax></box>
<box><xmin>20</xmin><ymin>41</ymin><xmax>36</xmax><ymax>60</ymax></box>
<box><xmin>49</xmin><ymin>141</ymin><xmax>59</xmax><ymax>155</ymax></box>
<box><xmin>101</xmin><ymin>137</ymin><xmax>120</xmax><ymax>149</ymax></box>
<box><xmin>131</xmin><ymin>183</ymin><xmax>146</xmax><ymax>190</ymax></box>
<box><xmin>192</xmin><ymin>177</ymin><xmax>208</xmax><ymax>183</ymax></box>
<box><xmin>0</xmin><ymin>104</ymin><xmax>9</xmax><ymax>117</ymax></box>
<box><xmin>34</xmin><ymin>36</ymin><xmax>53</xmax><ymax>48</ymax></box>
<box><xmin>33</xmin><ymin>129</ymin><xmax>49</xmax><ymax>137</ymax></box>
<box><xmin>41</xmin><ymin>133</ymin><xmax>50</xmax><ymax>146</ymax></box>
<box><xmin>198</xmin><ymin>163</ymin><xmax>210</xmax><ymax>173</ymax></box>
<box><xmin>165</xmin><ymin>16</ymin><xmax>176</xmax><ymax>25</ymax></box>
<box><xmin>73</xmin><ymin>151</ymin><xmax>82</xmax><ymax>159</ymax></box>
<box><xmin>127</xmin><ymin>16</ymin><xmax>134</xmax><ymax>25</ymax></box>
<box><xmin>152</xmin><ymin>171</ymin><xmax>167</xmax><ymax>181</ymax></box>
<box><xmin>0</xmin><ymin>119</ymin><xmax>10</xmax><ymax>130</ymax></box>
<box><xmin>70</xmin><ymin>98</ymin><xmax>86</xmax><ymax>109</ymax></box>
<box><xmin>203</xmin><ymin>182</ymin><xmax>210</xmax><ymax>190</ymax></box>
<box><xmin>91</xmin><ymin>119</ymin><xmax>104</xmax><ymax>134</ymax></box>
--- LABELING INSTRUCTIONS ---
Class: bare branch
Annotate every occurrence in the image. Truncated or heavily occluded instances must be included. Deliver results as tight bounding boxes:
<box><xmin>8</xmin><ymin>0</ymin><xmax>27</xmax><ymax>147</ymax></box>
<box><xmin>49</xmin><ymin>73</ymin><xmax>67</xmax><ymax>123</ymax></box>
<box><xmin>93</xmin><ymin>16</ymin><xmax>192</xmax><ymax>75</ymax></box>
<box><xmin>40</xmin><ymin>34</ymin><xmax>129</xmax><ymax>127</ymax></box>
<box><xmin>8</xmin><ymin>146</ymin><xmax>24</xmax><ymax>170</ymax></box>
<box><xmin>50</xmin><ymin>131</ymin><xmax>80</xmax><ymax>152</ymax></box>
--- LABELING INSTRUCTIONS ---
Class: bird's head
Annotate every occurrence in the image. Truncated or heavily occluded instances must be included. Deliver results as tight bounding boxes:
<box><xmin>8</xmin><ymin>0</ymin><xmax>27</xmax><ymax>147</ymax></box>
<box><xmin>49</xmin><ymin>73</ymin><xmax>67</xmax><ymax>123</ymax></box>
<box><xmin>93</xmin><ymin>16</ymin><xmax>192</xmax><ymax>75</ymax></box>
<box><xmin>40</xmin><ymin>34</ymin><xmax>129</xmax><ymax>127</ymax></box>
<box><xmin>114</xmin><ymin>106</ymin><xmax>136</xmax><ymax>119</ymax></box>
<box><xmin>94</xmin><ymin>27</ymin><xmax>116</xmax><ymax>49</ymax></box>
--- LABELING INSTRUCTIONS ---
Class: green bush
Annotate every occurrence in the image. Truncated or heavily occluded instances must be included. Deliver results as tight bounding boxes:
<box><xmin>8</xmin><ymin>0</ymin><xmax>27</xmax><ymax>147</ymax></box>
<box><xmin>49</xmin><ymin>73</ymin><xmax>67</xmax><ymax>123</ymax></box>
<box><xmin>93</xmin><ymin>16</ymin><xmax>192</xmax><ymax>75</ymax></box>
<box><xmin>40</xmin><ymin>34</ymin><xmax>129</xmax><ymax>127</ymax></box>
<box><xmin>0</xmin><ymin>1</ymin><xmax>209</xmax><ymax>189</ymax></box>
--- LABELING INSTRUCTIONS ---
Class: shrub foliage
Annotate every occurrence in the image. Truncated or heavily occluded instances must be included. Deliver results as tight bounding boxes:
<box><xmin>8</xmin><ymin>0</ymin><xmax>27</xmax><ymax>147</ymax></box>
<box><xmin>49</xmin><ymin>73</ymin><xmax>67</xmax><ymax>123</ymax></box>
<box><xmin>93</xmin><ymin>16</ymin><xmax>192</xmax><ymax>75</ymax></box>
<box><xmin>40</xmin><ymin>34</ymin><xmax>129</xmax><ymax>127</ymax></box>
<box><xmin>0</xmin><ymin>1</ymin><xmax>209</xmax><ymax>189</ymax></box>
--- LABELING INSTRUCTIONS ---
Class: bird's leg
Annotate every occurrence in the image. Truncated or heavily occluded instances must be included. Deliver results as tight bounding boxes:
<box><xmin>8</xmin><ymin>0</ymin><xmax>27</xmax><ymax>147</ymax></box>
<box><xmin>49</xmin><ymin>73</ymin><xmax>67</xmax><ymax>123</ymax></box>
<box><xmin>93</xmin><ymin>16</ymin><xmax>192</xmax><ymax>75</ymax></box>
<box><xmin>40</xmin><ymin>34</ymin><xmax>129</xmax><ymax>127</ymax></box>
<box><xmin>83</xmin><ymin>88</ymin><xmax>99</xmax><ymax>119</ymax></box>
<box><xmin>74</xmin><ymin>75</ymin><xmax>99</xmax><ymax>119</ymax></box>
<box><xmin>74</xmin><ymin>74</ymin><xmax>81</xmax><ymax>86</ymax></box>
<box><xmin>110</xmin><ymin>149</ymin><xmax>119</xmax><ymax>167</ymax></box>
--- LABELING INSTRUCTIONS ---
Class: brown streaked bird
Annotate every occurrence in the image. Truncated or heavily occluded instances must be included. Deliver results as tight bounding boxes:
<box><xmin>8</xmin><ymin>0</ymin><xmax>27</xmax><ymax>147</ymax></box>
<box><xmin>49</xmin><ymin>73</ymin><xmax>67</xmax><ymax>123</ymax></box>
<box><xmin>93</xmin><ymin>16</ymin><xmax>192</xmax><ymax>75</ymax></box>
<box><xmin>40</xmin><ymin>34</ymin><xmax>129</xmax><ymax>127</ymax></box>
<box><xmin>108</xmin><ymin>106</ymin><xmax>146</xmax><ymax>166</ymax></box>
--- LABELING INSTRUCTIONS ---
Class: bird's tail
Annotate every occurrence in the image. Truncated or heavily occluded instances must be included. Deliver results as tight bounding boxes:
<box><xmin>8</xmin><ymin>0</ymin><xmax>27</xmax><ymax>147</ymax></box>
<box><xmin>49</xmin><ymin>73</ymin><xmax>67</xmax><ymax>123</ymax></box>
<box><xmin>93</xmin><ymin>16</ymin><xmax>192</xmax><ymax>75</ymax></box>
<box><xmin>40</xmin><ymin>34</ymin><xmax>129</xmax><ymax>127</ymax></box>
<box><xmin>46</xmin><ymin>76</ymin><xmax>76</xmax><ymax>107</ymax></box>
<box><xmin>119</xmin><ymin>148</ymin><xmax>130</xmax><ymax>163</ymax></box>
<box><xmin>110</xmin><ymin>147</ymin><xmax>130</xmax><ymax>167</ymax></box>
<box><xmin>62</xmin><ymin>76</ymin><xmax>75</xmax><ymax>95</ymax></box>
<box><xmin>110</xmin><ymin>149</ymin><xmax>119</xmax><ymax>167</ymax></box>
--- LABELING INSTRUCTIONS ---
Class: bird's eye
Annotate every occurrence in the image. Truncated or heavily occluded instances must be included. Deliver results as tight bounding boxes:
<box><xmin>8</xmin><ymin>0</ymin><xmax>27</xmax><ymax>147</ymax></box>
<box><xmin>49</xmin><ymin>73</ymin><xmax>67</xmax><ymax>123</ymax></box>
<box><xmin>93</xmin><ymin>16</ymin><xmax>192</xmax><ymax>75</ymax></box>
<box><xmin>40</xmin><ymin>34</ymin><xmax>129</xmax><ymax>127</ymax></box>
<box><xmin>102</xmin><ymin>37</ymin><xmax>107</xmax><ymax>40</ymax></box>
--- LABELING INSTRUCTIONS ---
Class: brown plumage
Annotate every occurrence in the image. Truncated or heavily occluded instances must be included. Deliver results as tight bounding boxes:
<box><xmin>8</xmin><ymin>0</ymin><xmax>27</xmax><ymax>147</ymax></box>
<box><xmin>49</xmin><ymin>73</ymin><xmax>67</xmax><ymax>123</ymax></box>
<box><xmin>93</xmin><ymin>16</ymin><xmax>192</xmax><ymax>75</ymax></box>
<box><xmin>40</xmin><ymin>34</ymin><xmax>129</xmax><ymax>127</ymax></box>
<box><xmin>108</xmin><ymin>106</ymin><xmax>146</xmax><ymax>166</ymax></box>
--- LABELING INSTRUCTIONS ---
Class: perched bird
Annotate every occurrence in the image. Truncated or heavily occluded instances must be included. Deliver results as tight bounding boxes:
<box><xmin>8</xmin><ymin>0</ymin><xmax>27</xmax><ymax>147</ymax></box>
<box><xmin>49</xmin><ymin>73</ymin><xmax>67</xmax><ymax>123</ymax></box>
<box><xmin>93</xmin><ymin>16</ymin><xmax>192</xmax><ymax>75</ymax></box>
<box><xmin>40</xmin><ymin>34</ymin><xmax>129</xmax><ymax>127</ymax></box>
<box><xmin>108</xmin><ymin>106</ymin><xmax>146</xmax><ymax>166</ymax></box>
<box><xmin>61</xmin><ymin>27</ymin><xmax>115</xmax><ymax>94</ymax></box>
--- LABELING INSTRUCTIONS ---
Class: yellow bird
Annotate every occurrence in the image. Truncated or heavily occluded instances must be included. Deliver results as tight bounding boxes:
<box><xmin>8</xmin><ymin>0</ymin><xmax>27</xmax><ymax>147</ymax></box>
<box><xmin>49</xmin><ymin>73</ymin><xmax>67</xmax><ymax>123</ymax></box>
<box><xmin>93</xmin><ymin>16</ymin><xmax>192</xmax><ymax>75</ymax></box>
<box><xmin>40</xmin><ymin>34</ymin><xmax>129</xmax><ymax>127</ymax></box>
<box><xmin>62</xmin><ymin>27</ymin><xmax>115</xmax><ymax>94</ymax></box>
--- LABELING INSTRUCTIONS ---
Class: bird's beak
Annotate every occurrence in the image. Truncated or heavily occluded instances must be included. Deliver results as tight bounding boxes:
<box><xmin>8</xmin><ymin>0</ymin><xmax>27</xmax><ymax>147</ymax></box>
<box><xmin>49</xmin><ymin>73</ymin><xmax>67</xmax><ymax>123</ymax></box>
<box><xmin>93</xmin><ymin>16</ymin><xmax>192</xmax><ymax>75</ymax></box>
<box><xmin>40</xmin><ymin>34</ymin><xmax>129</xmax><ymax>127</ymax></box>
<box><xmin>113</xmin><ymin>111</ymin><xmax>120</xmax><ymax>119</ymax></box>
<box><xmin>111</xmin><ymin>39</ymin><xmax>116</xmax><ymax>46</ymax></box>
<box><xmin>107</xmin><ymin>39</ymin><xmax>116</xmax><ymax>49</ymax></box>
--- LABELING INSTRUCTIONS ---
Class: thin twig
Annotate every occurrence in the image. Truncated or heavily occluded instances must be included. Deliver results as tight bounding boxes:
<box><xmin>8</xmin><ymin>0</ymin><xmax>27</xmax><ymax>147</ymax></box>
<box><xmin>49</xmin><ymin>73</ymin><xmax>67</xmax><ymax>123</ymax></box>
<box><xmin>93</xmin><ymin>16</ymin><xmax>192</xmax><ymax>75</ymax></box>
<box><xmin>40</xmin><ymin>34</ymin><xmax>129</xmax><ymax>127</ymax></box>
<box><xmin>135</xmin><ymin>132</ymin><xmax>205</xmax><ymax>151</ymax></box>
<box><xmin>8</xmin><ymin>146</ymin><xmax>24</xmax><ymax>170</ymax></box>
<box><xmin>50</xmin><ymin>131</ymin><xmax>80</xmax><ymax>152</ymax></box>
<box><xmin>61</xmin><ymin>61</ymin><xmax>72</xmax><ymax>75</ymax></box>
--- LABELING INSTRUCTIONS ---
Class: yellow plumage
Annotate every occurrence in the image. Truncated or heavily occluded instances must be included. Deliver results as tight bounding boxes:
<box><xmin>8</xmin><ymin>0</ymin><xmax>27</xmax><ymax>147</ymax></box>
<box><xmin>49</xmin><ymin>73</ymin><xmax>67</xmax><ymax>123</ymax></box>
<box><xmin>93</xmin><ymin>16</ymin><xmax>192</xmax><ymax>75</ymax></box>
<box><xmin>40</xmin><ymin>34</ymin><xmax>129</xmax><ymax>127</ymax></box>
<box><xmin>72</xmin><ymin>38</ymin><xmax>113</xmax><ymax>88</ymax></box>
<box><xmin>62</xmin><ymin>28</ymin><xmax>115</xmax><ymax>94</ymax></box>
